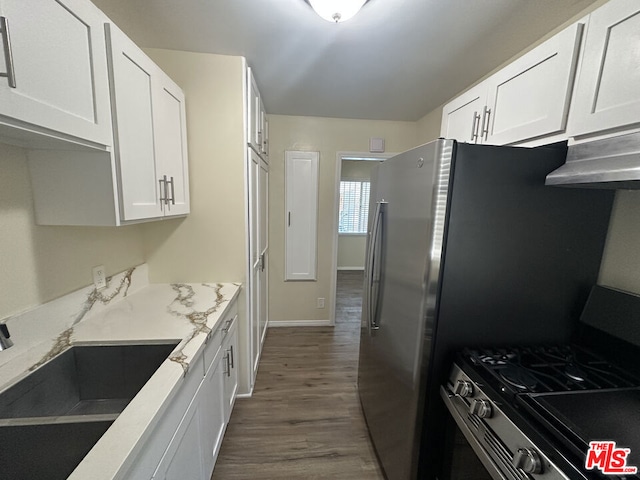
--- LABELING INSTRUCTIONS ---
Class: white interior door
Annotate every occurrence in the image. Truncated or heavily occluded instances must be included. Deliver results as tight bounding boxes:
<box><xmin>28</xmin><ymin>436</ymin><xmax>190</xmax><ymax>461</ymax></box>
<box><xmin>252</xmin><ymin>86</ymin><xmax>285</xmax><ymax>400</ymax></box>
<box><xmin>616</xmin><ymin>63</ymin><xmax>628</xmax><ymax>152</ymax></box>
<box><xmin>249</xmin><ymin>149</ymin><xmax>261</xmax><ymax>376</ymax></box>
<box><xmin>259</xmin><ymin>159</ymin><xmax>269</xmax><ymax>343</ymax></box>
<box><xmin>285</xmin><ymin>151</ymin><xmax>319</xmax><ymax>281</ymax></box>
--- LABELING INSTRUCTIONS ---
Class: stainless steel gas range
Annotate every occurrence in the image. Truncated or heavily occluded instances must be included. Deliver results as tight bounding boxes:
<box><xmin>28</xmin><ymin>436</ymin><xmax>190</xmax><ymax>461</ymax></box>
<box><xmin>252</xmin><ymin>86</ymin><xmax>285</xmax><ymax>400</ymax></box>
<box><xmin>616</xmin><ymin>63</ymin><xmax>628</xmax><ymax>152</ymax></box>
<box><xmin>440</xmin><ymin>286</ymin><xmax>640</xmax><ymax>480</ymax></box>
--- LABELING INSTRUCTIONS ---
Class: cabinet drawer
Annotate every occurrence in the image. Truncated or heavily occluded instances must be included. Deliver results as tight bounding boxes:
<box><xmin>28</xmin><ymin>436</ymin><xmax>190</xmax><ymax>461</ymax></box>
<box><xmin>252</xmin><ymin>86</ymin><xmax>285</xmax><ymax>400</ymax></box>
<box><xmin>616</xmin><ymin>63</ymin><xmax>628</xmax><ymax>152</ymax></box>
<box><xmin>204</xmin><ymin>303</ymin><xmax>237</xmax><ymax>373</ymax></box>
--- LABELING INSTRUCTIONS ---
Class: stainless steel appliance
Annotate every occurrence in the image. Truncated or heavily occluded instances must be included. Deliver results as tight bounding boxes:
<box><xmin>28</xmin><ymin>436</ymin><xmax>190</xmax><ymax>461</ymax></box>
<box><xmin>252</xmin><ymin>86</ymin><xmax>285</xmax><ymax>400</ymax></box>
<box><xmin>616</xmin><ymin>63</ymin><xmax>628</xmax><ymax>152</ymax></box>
<box><xmin>357</xmin><ymin>139</ymin><xmax>615</xmax><ymax>480</ymax></box>
<box><xmin>441</xmin><ymin>285</ymin><xmax>640</xmax><ymax>480</ymax></box>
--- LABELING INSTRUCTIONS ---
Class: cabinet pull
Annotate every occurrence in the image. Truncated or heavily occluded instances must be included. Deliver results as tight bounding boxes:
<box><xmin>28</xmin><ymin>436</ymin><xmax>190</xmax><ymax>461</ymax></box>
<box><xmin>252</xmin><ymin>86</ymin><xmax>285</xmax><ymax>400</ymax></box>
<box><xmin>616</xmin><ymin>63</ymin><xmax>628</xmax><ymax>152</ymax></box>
<box><xmin>0</xmin><ymin>17</ymin><xmax>16</xmax><ymax>88</ymax></box>
<box><xmin>222</xmin><ymin>318</ymin><xmax>233</xmax><ymax>334</ymax></box>
<box><xmin>167</xmin><ymin>176</ymin><xmax>175</xmax><ymax>206</ymax></box>
<box><xmin>226</xmin><ymin>351</ymin><xmax>231</xmax><ymax>377</ymax></box>
<box><xmin>229</xmin><ymin>345</ymin><xmax>234</xmax><ymax>369</ymax></box>
<box><xmin>260</xmin><ymin>252</ymin><xmax>265</xmax><ymax>272</ymax></box>
<box><xmin>159</xmin><ymin>177</ymin><xmax>167</xmax><ymax>209</ymax></box>
<box><xmin>481</xmin><ymin>106</ymin><xmax>491</xmax><ymax>141</ymax></box>
<box><xmin>222</xmin><ymin>353</ymin><xmax>229</xmax><ymax>375</ymax></box>
<box><xmin>288</xmin><ymin>211</ymin><xmax>291</xmax><ymax>227</ymax></box>
<box><xmin>470</xmin><ymin>111</ymin><xmax>481</xmax><ymax>142</ymax></box>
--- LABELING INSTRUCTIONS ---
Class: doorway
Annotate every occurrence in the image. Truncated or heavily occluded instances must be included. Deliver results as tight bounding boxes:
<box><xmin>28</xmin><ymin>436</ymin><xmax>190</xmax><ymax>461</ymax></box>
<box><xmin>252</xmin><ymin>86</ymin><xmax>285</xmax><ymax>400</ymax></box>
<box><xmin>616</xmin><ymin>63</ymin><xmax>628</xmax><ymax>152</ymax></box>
<box><xmin>329</xmin><ymin>152</ymin><xmax>392</xmax><ymax>326</ymax></box>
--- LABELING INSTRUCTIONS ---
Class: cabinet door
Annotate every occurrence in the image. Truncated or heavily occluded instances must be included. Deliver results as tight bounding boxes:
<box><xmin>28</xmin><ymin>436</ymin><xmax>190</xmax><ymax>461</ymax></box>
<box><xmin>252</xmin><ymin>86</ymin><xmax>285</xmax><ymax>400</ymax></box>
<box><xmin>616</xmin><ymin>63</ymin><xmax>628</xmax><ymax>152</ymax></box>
<box><xmin>154</xmin><ymin>75</ymin><xmax>190</xmax><ymax>217</ymax></box>
<box><xmin>106</xmin><ymin>24</ymin><xmax>162</xmax><ymax>221</ymax></box>
<box><xmin>247</xmin><ymin>67</ymin><xmax>261</xmax><ymax>152</ymax></box>
<box><xmin>249</xmin><ymin>149</ymin><xmax>261</xmax><ymax>377</ymax></box>
<box><xmin>153</xmin><ymin>384</ymin><xmax>207</xmax><ymax>480</ymax></box>
<box><xmin>568</xmin><ymin>0</ymin><xmax>640</xmax><ymax>137</ymax></box>
<box><xmin>485</xmin><ymin>23</ymin><xmax>583</xmax><ymax>145</ymax></box>
<box><xmin>440</xmin><ymin>83</ymin><xmax>486</xmax><ymax>143</ymax></box>
<box><xmin>0</xmin><ymin>0</ymin><xmax>111</xmax><ymax>146</ymax></box>
<box><xmin>223</xmin><ymin>321</ymin><xmax>239</xmax><ymax>420</ymax></box>
<box><xmin>259</xmin><ymin>159</ymin><xmax>269</xmax><ymax>344</ymax></box>
<box><xmin>201</xmin><ymin>348</ymin><xmax>226</xmax><ymax>476</ymax></box>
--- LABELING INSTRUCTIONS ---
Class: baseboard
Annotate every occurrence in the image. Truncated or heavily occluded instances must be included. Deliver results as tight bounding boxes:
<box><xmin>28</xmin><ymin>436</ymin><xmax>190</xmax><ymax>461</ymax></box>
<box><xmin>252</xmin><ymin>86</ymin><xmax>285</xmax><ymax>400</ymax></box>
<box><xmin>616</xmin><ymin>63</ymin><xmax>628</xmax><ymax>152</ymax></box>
<box><xmin>236</xmin><ymin>391</ymin><xmax>253</xmax><ymax>399</ymax></box>
<box><xmin>337</xmin><ymin>266</ymin><xmax>365</xmax><ymax>271</ymax></box>
<box><xmin>269</xmin><ymin>319</ymin><xmax>332</xmax><ymax>327</ymax></box>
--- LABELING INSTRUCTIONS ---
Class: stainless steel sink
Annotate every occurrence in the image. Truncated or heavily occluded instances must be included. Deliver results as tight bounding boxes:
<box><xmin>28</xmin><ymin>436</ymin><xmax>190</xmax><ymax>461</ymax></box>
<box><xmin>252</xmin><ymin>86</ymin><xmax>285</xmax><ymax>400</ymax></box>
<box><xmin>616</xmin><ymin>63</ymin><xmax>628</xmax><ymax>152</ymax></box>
<box><xmin>0</xmin><ymin>342</ymin><xmax>178</xmax><ymax>479</ymax></box>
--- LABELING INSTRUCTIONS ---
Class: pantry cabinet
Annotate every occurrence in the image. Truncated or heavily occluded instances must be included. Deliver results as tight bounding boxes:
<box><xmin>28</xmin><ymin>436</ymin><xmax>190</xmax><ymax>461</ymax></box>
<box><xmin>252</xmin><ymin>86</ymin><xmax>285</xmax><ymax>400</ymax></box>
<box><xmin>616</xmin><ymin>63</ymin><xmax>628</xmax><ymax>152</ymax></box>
<box><xmin>441</xmin><ymin>22</ymin><xmax>583</xmax><ymax>146</ymax></box>
<box><xmin>0</xmin><ymin>0</ymin><xmax>112</xmax><ymax>147</ymax></box>
<box><xmin>107</xmin><ymin>23</ymin><xmax>190</xmax><ymax>221</ymax></box>
<box><xmin>246</xmin><ymin>65</ymin><xmax>269</xmax><ymax>391</ymax></box>
<box><xmin>568</xmin><ymin>0</ymin><xmax>640</xmax><ymax>138</ymax></box>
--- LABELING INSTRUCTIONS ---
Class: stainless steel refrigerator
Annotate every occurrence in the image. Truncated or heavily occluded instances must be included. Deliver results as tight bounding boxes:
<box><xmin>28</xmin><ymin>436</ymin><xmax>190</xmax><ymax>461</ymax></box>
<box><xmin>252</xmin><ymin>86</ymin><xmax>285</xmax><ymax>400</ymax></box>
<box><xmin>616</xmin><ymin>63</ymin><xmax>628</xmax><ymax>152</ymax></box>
<box><xmin>357</xmin><ymin>139</ymin><xmax>614</xmax><ymax>480</ymax></box>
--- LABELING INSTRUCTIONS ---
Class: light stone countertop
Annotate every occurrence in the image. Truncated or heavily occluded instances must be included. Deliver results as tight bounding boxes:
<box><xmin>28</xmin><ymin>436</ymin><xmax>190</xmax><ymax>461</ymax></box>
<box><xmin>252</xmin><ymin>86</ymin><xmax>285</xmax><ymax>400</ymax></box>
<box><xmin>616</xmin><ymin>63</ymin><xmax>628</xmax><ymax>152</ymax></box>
<box><xmin>0</xmin><ymin>264</ymin><xmax>241</xmax><ymax>480</ymax></box>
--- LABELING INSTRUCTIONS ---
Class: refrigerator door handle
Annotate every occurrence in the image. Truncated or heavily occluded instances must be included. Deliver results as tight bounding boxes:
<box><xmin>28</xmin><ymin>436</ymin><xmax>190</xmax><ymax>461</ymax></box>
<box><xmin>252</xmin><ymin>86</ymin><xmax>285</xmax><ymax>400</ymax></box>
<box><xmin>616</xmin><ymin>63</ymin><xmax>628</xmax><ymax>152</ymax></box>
<box><xmin>366</xmin><ymin>200</ymin><xmax>386</xmax><ymax>332</ymax></box>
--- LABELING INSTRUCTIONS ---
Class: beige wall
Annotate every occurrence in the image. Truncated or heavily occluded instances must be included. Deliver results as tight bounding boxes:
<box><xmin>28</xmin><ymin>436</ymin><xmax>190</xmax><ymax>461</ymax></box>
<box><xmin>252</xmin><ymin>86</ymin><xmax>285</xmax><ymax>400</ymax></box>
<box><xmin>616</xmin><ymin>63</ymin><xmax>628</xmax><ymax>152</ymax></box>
<box><xmin>141</xmin><ymin>49</ymin><xmax>247</xmax><ymax>284</ymax></box>
<box><xmin>268</xmin><ymin>115</ymin><xmax>418</xmax><ymax>322</ymax></box>
<box><xmin>416</xmin><ymin>107</ymin><xmax>443</xmax><ymax>145</ymax></box>
<box><xmin>0</xmin><ymin>142</ymin><xmax>145</xmax><ymax>319</ymax></box>
<box><xmin>141</xmin><ymin>49</ymin><xmax>251</xmax><ymax>392</ymax></box>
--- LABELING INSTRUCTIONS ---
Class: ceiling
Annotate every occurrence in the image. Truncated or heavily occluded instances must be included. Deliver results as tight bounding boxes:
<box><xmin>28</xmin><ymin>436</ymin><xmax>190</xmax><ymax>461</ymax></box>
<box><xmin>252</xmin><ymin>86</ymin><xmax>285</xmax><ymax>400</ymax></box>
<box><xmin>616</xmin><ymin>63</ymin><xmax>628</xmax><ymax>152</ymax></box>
<box><xmin>91</xmin><ymin>0</ymin><xmax>601</xmax><ymax>122</ymax></box>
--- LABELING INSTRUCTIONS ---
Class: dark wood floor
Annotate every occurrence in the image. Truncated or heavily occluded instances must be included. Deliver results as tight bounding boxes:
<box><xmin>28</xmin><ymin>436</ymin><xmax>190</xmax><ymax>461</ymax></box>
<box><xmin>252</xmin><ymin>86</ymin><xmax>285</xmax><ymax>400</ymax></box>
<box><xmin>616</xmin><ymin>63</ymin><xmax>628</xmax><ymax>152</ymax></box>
<box><xmin>211</xmin><ymin>270</ymin><xmax>385</xmax><ymax>479</ymax></box>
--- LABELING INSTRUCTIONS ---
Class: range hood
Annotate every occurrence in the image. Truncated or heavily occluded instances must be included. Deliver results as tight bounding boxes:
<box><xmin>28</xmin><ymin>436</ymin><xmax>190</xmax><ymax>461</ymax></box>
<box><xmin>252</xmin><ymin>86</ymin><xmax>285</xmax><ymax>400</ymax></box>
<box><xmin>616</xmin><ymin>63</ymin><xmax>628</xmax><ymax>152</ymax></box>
<box><xmin>546</xmin><ymin>131</ymin><xmax>640</xmax><ymax>189</ymax></box>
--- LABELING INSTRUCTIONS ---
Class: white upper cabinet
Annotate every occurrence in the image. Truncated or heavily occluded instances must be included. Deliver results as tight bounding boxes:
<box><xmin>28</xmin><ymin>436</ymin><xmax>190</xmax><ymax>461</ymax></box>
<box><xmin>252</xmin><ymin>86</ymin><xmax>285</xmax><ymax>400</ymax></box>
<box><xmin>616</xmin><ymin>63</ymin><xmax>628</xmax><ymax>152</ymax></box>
<box><xmin>440</xmin><ymin>83</ymin><xmax>486</xmax><ymax>143</ymax></box>
<box><xmin>107</xmin><ymin>23</ymin><xmax>189</xmax><ymax>221</ymax></box>
<box><xmin>247</xmin><ymin>67</ymin><xmax>261</xmax><ymax>152</ymax></box>
<box><xmin>484</xmin><ymin>23</ymin><xmax>583</xmax><ymax>145</ymax></box>
<box><xmin>441</xmin><ymin>22</ymin><xmax>583</xmax><ymax>146</ymax></box>
<box><xmin>568</xmin><ymin>0</ymin><xmax>640</xmax><ymax>138</ymax></box>
<box><xmin>0</xmin><ymin>0</ymin><xmax>112</xmax><ymax>147</ymax></box>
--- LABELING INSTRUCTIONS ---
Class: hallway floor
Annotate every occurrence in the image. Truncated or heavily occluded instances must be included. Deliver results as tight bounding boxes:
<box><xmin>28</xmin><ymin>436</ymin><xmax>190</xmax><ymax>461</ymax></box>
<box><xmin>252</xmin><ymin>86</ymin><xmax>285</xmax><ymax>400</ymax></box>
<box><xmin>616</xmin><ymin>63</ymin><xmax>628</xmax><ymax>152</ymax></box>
<box><xmin>211</xmin><ymin>270</ymin><xmax>385</xmax><ymax>479</ymax></box>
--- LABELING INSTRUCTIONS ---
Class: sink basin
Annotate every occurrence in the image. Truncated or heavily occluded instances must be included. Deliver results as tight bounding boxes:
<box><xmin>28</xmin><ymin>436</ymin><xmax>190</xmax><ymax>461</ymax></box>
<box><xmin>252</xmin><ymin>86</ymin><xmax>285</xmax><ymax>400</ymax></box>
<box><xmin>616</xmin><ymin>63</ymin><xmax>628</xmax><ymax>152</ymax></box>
<box><xmin>0</xmin><ymin>342</ymin><xmax>178</xmax><ymax>479</ymax></box>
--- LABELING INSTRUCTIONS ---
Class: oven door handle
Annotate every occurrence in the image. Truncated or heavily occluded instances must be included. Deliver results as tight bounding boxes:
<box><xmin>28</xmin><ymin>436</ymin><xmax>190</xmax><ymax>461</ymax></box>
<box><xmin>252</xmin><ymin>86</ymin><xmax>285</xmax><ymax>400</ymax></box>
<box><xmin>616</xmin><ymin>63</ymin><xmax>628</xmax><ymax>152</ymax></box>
<box><xmin>440</xmin><ymin>386</ymin><xmax>510</xmax><ymax>480</ymax></box>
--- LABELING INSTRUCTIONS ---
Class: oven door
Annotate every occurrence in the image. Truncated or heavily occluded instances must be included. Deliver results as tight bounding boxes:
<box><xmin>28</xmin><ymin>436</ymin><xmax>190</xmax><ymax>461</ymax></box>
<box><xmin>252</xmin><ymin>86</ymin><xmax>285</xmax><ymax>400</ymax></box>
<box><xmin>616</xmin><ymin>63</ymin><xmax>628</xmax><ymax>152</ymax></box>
<box><xmin>440</xmin><ymin>385</ymin><xmax>510</xmax><ymax>480</ymax></box>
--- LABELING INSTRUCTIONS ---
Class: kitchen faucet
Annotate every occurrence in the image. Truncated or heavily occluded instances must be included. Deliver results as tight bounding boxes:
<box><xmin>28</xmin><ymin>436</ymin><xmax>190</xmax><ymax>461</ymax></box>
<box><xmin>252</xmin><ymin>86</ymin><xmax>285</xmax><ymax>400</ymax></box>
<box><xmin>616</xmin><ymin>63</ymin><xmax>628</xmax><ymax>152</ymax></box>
<box><xmin>0</xmin><ymin>323</ymin><xmax>13</xmax><ymax>350</ymax></box>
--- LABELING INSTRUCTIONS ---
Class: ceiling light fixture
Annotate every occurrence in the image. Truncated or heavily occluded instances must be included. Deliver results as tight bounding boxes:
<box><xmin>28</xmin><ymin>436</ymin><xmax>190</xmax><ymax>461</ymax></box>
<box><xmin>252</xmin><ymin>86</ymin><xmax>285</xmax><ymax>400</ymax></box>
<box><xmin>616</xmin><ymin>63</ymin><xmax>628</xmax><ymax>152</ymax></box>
<box><xmin>308</xmin><ymin>0</ymin><xmax>368</xmax><ymax>23</ymax></box>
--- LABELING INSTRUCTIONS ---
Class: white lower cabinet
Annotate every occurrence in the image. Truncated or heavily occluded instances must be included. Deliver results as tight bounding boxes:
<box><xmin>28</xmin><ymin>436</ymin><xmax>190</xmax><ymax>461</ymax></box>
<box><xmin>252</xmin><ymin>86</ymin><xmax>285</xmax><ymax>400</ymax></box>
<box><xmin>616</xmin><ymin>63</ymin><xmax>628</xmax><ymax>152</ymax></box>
<box><xmin>124</xmin><ymin>302</ymin><xmax>238</xmax><ymax>480</ymax></box>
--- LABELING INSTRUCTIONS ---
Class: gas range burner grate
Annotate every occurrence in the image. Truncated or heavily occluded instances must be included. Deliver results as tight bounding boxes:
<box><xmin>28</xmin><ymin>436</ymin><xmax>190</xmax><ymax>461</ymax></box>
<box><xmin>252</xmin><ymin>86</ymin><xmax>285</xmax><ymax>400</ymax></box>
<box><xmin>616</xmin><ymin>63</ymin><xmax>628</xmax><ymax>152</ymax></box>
<box><xmin>467</xmin><ymin>345</ymin><xmax>640</xmax><ymax>394</ymax></box>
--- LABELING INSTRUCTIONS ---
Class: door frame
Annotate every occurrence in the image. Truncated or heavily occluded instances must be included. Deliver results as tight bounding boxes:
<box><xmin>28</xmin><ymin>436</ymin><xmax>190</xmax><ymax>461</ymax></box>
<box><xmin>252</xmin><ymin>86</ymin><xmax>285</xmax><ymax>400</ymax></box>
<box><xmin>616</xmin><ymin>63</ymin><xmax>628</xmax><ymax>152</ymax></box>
<box><xmin>329</xmin><ymin>151</ymin><xmax>395</xmax><ymax>326</ymax></box>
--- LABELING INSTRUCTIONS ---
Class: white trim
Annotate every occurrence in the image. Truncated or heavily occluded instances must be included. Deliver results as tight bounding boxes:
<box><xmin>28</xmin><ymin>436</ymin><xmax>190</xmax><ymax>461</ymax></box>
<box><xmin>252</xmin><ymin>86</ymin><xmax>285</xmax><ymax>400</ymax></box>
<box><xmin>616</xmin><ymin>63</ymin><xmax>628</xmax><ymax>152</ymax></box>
<box><xmin>236</xmin><ymin>391</ymin><xmax>253</xmax><ymax>399</ymax></box>
<box><xmin>337</xmin><ymin>266</ymin><xmax>365</xmax><ymax>271</ymax></box>
<box><xmin>329</xmin><ymin>151</ymin><xmax>396</xmax><ymax>328</ymax></box>
<box><xmin>268</xmin><ymin>320</ymin><xmax>332</xmax><ymax>327</ymax></box>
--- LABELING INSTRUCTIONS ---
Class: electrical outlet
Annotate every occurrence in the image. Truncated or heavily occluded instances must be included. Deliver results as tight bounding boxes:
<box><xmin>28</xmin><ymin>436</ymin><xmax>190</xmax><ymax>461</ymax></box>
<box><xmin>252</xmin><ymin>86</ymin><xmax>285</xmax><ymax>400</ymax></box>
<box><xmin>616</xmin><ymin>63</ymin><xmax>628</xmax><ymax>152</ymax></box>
<box><xmin>317</xmin><ymin>297</ymin><xmax>325</xmax><ymax>309</ymax></box>
<box><xmin>92</xmin><ymin>265</ymin><xmax>107</xmax><ymax>290</ymax></box>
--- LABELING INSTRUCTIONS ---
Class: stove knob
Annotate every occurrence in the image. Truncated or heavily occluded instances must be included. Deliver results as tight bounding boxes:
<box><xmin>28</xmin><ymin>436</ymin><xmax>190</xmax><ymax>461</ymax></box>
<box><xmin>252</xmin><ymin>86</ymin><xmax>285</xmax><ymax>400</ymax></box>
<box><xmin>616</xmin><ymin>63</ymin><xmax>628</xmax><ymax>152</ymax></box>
<box><xmin>454</xmin><ymin>380</ymin><xmax>473</xmax><ymax>398</ymax></box>
<box><xmin>513</xmin><ymin>448</ymin><xmax>543</xmax><ymax>474</ymax></box>
<box><xmin>469</xmin><ymin>398</ymin><xmax>493</xmax><ymax>418</ymax></box>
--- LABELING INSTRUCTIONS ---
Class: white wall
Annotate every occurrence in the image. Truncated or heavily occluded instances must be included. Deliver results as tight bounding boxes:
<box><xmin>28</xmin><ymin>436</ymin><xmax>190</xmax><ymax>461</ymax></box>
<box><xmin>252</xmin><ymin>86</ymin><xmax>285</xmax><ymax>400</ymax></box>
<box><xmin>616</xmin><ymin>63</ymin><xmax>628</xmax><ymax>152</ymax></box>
<box><xmin>0</xmin><ymin>142</ymin><xmax>145</xmax><ymax>319</ymax></box>
<box><xmin>268</xmin><ymin>115</ymin><xmax>418</xmax><ymax>323</ymax></box>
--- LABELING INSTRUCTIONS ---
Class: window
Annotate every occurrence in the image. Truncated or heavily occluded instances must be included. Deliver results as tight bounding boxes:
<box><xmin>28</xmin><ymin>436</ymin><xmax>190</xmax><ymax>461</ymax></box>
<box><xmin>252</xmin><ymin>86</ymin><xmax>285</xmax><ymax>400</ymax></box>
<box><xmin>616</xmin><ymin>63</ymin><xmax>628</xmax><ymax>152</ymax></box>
<box><xmin>339</xmin><ymin>180</ymin><xmax>370</xmax><ymax>234</ymax></box>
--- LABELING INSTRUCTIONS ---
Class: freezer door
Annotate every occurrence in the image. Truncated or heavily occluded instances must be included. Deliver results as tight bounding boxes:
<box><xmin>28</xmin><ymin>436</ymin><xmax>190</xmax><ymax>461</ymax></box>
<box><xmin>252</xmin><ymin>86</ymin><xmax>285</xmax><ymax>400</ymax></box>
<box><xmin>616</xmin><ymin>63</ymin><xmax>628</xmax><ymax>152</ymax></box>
<box><xmin>358</xmin><ymin>140</ymin><xmax>454</xmax><ymax>480</ymax></box>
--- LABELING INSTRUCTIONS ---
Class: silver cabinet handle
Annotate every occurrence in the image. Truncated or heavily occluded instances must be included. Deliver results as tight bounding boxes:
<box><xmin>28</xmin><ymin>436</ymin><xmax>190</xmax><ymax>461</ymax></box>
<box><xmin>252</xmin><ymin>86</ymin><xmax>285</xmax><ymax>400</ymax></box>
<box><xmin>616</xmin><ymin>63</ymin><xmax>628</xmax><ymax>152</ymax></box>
<box><xmin>226</xmin><ymin>351</ymin><xmax>231</xmax><ymax>377</ymax></box>
<box><xmin>168</xmin><ymin>176</ymin><xmax>175</xmax><ymax>206</ymax></box>
<box><xmin>481</xmin><ymin>106</ymin><xmax>491</xmax><ymax>141</ymax></box>
<box><xmin>229</xmin><ymin>345</ymin><xmax>234</xmax><ymax>369</ymax></box>
<box><xmin>288</xmin><ymin>211</ymin><xmax>291</xmax><ymax>227</ymax></box>
<box><xmin>470</xmin><ymin>111</ymin><xmax>481</xmax><ymax>142</ymax></box>
<box><xmin>222</xmin><ymin>353</ymin><xmax>229</xmax><ymax>376</ymax></box>
<box><xmin>260</xmin><ymin>252</ymin><xmax>265</xmax><ymax>272</ymax></box>
<box><xmin>0</xmin><ymin>17</ymin><xmax>16</xmax><ymax>88</ymax></box>
<box><xmin>222</xmin><ymin>318</ymin><xmax>233</xmax><ymax>334</ymax></box>
<box><xmin>159</xmin><ymin>176</ymin><xmax>167</xmax><ymax>209</ymax></box>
